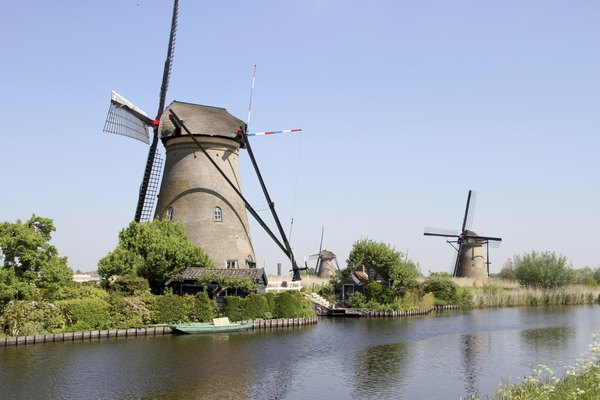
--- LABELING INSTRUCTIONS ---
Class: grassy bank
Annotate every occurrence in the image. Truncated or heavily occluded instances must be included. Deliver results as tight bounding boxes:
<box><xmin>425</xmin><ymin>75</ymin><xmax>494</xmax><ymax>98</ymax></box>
<box><xmin>468</xmin><ymin>334</ymin><xmax>600</xmax><ymax>399</ymax></box>
<box><xmin>452</xmin><ymin>278</ymin><xmax>600</xmax><ymax>308</ymax></box>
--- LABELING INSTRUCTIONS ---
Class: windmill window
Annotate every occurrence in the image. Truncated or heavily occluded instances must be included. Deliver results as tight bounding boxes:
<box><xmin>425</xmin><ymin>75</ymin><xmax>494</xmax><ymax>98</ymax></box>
<box><xmin>226</xmin><ymin>260</ymin><xmax>238</xmax><ymax>269</ymax></box>
<box><xmin>166</xmin><ymin>207</ymin><xmax>174</xmax><ymax>221</ymax></box>
<box><xmin>214</xmin><ymin>207</ymin><xmax>222</xmax><ymax>222</ymax></box>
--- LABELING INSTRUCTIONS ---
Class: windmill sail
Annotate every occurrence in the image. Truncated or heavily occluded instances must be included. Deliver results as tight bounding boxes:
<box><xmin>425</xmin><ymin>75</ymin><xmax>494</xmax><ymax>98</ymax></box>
<box><xmin>138</xmin><ymin>152</ymin><xmax>163</xmax><ymax>223</ymax></box>
<box><xmin>134</xmin><ymin>0</ymin><xmax>179</xmax><ymax>223</ymax></box>
<box><xmin>103</xmin><ymin>91</ymin><xmax>151</xmax><ymax>144</ymax></box>
<box><xmin>424</xmin><ymin>190</ymin><xmax>502</xmax><ymax>279</ymax></box>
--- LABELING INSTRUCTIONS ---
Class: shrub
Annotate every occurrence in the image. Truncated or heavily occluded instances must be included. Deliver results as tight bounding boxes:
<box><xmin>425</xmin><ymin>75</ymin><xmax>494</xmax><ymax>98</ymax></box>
<box><xmin>273</xmin><ymin>291</ymin><xmax>315</xmax><ymax>318</ymax></box>
<box><xmin>241</xmin><ymin>294</ymin><xmax>271</xmax><ymax>320</ymax></box>
<box><xmin>364</xmin><ymin>282</ymin><xmax>396</xmax><ymax>304</ymax></box>
<box><xmin>146</xmin><ymin>292</ymin><xmax>194</xmax><ymax>324</ymax></box>
<box><xmin>190</xmin><ymin>292</ymin><xmax>216</xmax><ymax>322</ymax></box>
<box><xmin>346</xmin><ymin>292</ymin><xmax>367</xmax><ymax>308</ymax></box>
<box><xmin>58</xmin><ymin>298</ymin><xmax>111</xmax><ymax>331</ymax></box>
<box><xmin>511</xmin><ymin>251</ymin><xmax>574</xmax><ymax>289</ymax></box>
<box><xmin>423</xmin><ymin>273</ymin><xmax>459</xmax><ymax>304</ymax></box>
<box><xmin>108</xmin><ymin>294</ymin><xmax>150</xmax><ymax>328</ymax></box>
<box><xmin>110</xmin><ymin>274</ymin><xmax>150</xmax><ymax>296</ymax></box>
<box><xmin>52</xmin><ymin>283</ymin><xmax>110</xmax><ymax>301</ymax></box>
<box><xmin>263</xmin><ymin>292</ymin><xmax>276</xmax><ymax>311</ymax></box>
<box><xmin>222</xmin><ymin>296</ymin><xmax>244</xmax><ymax>322</ymax></box>
<box><xmin>0</xmin><ymin>300</ymin><xmax>65</xmax><ymax>336</ymax></box>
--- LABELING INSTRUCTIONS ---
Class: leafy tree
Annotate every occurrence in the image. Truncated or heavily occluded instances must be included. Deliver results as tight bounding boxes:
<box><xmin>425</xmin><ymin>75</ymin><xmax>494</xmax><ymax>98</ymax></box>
<box><xmin>98</xmin><ymin>220</ymin><xmax>214</xmax><ymax>293</ymax></box>
<box><xmin>0</xmin><ymin>215</ymin><xmax>72</xmax><ymax>301</ymax></box>
<box><xmin>346</xmin><ymin>238</ymin><xmax>419</xmax><ymax>293</ymax></box>
<box><xmin>594</xmin><ymin>268</ymin><xmax>600</xmax><ymax>285</ymax></box>
<box><xmin>572</xmin><ymin>267</ymin><xmax>597</xmax><ymax>287</ymax></box>
<box><xmin>497</xmin><ymin>263</ymin><xmax>517</xmax><ymax>281</ymax></box>
<box><xmin>510</xmin><ymin>251</ymin><xmax>574</xmax><ymax>289</ymax></box>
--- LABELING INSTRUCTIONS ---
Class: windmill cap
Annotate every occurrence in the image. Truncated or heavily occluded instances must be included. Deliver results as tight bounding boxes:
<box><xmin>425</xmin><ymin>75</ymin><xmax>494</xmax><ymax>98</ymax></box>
<box><xmin>159</xmin><ymin>101</ymin><xmax>245</xmax><ymax>145</ymax></box>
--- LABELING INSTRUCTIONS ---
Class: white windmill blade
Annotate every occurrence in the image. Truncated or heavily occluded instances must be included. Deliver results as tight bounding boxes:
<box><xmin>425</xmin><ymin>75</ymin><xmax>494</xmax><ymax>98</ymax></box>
<box><xmin>308</xmin><ymin>253</ymin><xmax>320</xmax><ymax>261</ymax></box>
<box><xmin>103</xmin><ymin>90</ymin><xmax>153</xmax><ymax>145</ymax></box>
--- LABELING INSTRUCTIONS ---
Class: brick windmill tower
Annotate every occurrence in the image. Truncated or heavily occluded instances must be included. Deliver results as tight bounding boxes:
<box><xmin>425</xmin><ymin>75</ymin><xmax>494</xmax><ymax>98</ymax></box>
<box><xmin>424</xmin><ymin>190</ymin><xmax>502</xmax><ymax>280</ymax></box>
<box><xmin>102</xmin><ymin>0</ymin><xmax>302</xmax><ymax>277</ymax></box>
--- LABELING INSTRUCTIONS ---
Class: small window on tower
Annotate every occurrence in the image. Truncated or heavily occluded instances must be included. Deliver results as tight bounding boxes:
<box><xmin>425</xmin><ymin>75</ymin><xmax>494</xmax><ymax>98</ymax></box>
<box><xmin>226</xmin><ymin>260</ymin><xmax>238</xmax><ymax>269</ymax></box>
<box><xmin>166</xmin><ymin>207</ymin><xmax>174</xmax><ymax>221</ymax></box>
<box><xmin>214</xmin><ymin>207</ymin><xmax>222</xmax><ymax>222</ymax></box>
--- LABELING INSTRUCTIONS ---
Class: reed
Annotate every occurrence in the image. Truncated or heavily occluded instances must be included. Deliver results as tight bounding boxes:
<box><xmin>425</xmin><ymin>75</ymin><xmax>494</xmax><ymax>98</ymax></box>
<box><xmin>467</xmin><ymin>281</ymin><xmax>600</xmax><ymax>308</ymax></box>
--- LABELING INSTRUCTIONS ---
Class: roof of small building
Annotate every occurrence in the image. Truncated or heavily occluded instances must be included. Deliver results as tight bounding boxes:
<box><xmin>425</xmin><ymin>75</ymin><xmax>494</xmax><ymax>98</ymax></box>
<box><xmin>159</xmin><ymin>101</ymin><xmax>245</xmax><ymax>145</ymax></box>
<box><xmin>167</xmin><ymin>267</ymin><xmax>268</xmax><ymax>285</ymax></box>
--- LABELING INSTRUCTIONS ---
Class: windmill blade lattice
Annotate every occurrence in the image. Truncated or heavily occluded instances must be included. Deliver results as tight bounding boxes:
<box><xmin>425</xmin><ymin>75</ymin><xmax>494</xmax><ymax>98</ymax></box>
<box><xmin>103</xmin><ymin>91</ymin><xmax>151</xmax><ymax>145</ymax></box>
<box><xmin>464</xmin><ymin>190</ymin><xmax>477</xmax><ymax>231</ymax></box>
<box><xmin>138</xmin><ymin>152</ymin><xmax>163</xmax><ymax>223</ymax></box>
<box><xmin>135</xmin><ymin>0</ymin><xmax>179</xmax><ymax>223</ymax></box>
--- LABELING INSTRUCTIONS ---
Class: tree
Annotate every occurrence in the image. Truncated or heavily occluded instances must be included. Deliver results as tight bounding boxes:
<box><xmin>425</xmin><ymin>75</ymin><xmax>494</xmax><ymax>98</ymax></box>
<box><xmin>0</xmin><ymin>215</ymin><xmax>72</xmax><ymax>301</ymax></box>
<box><xmin>510</xmin><ymin>251</ymin><xmax>574</xmax><ymax>289</ymax></box>
<box><xmin>98</xmin><ymin>220</ymin><xmax>214</xmax><ymax>293</ymax></box>
<box><xmin>497</xmin><ymin>263</ymin><xmax>517</xmax><ymax>281</ymax></box>
<box><xmin>347</xmin><ymin>238</ymin><xmax>419</xmax><ymax>294</ymax></box>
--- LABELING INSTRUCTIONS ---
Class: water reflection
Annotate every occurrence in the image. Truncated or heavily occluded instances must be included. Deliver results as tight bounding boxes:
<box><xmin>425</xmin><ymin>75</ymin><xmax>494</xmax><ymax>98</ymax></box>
<box><xmin>2</xmin><ymin>307</ymin><xmax>600</xmax><ymax>400</ymax></box>
<box><xmin>521</xmin><ymin>326</ymin><xmax>573</xmax><ymax>351</ymax></box>
<box><xmin>351</xmin><ymin>342</ymin><xmax>409</xmax><ymax>399</ymax></box>
<box><xmin>460</xmin><ymin>333</ymin><xmax>486</xmax><ymax>394</ymax></box>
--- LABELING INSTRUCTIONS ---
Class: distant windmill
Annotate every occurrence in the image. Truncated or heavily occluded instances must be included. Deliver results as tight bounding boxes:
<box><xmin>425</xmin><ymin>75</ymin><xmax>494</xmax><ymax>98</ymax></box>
<box><xmin>424</xmin><ymin>190</ymin><xmax>502</xmax><ymax>279</ymax></box>
<box><xmin>102</xmin><ymin>1</ymin><xmax>304</xmax><ymax>279</ymax></box>
<box><xmin>308</xmin><ymin>227</ymin><xmax>339</xmax><ymax>278</ymax></box>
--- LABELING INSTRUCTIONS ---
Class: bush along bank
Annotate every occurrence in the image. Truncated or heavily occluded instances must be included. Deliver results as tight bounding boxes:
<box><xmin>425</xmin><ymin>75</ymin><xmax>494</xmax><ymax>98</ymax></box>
<box><xmin>0</xmin><ymin>291</ymin><xmax>315</xmax><ymax>339</ymax></box>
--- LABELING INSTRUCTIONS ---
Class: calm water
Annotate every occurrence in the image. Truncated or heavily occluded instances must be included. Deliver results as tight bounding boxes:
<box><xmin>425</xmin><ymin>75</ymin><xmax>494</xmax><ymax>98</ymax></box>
<box><xmin>2</xmin><ymin>305</ymin><xmax>600</xmax><ymax>399</ymax></box>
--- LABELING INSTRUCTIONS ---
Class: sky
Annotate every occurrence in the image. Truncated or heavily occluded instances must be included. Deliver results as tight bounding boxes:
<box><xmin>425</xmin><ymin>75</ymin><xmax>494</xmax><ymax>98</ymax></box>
<box><xmin>1</xmin><ymin>0</ymin><xmax>599</xmax><ymax>276</ymax></box>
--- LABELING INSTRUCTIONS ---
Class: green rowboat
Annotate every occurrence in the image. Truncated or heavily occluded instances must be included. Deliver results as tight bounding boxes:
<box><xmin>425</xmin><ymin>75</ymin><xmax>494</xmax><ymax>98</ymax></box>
<box><xmin>170</xmin><ymin>317</ymin><xmax>252</xmax><ymax>334</ymax></box>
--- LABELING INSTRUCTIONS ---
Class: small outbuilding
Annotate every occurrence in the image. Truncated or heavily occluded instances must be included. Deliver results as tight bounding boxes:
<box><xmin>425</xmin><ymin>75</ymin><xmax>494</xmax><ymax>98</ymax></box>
<box><xmin>339</xmin><ymin>260</ymin><xmax>392</xmax><ymax>304</ymax></box>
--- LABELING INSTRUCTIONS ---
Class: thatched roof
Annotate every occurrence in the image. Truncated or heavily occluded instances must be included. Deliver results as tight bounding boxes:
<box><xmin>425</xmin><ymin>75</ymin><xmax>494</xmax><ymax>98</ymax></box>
<box><xmin>159</xmin><ymin>101</ymin><xmax>245</xmax><ymax>145</ymax></box>
<box><xmin>167</xmin><ymin>267</ymin><xmax>267</xmax><ymax>285</ymax></box>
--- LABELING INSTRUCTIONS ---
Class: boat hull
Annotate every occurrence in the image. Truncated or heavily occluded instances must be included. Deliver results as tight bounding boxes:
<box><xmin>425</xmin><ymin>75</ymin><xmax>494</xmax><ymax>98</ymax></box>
<box><xmin>170</xmin><ymin>322</ymin><xmax>253</xmax><ymax>334</ymax></box>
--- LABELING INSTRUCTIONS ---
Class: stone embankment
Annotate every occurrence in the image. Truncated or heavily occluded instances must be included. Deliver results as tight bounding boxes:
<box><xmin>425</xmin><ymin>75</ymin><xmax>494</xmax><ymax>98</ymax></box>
<box><xmin>356</xmin><ymin>308</ymin><xmax>433</xmax><ymax>317</ymax></box>
<box><xmin>1</xmin><ymin>317</ymin><xmax>319</xmax><ymax>347</ymax></box>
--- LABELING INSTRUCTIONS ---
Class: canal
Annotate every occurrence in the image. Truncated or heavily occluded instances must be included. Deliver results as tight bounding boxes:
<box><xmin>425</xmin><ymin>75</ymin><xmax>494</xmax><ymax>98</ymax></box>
<box><xmin>1</xmin><ymin>305</ymin><xmax>600</xmax><ymax>399</ymax></box>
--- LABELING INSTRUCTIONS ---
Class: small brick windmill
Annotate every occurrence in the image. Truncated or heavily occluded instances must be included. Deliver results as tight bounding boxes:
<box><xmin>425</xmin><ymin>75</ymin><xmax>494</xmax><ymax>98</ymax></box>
<box><xmin>424</xmin><ymin>190</ymin><xmax>502</xmax><ymax>279</ymax></box>
<box><xmin>102</xmin><ymin>0</ymin><xmax>303</xmax><ymax>279</ymax></box>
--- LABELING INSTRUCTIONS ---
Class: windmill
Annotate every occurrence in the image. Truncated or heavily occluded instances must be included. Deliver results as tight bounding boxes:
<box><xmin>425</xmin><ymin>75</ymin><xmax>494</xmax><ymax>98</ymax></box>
<box><xmin>102</xmin><ymin>1</ymin><xmax>304</xmax><ymax>280</ymax></box>
<box><xmin>424</xmin><ymin>190</ymin><xmax>502</xmax><ymax>279</ymax></box>
<box><xmin>308</xmin><ymin>227</ymin><xmax>340</xmax><ymax>278</ymax></box>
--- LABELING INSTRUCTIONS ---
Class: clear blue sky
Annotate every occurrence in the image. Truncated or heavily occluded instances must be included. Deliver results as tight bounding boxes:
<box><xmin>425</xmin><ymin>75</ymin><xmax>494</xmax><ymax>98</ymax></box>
<box><xmin>1</xmin><ymin>1</ymin><xmax>599</xmax><ymax>275</ymax></box>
